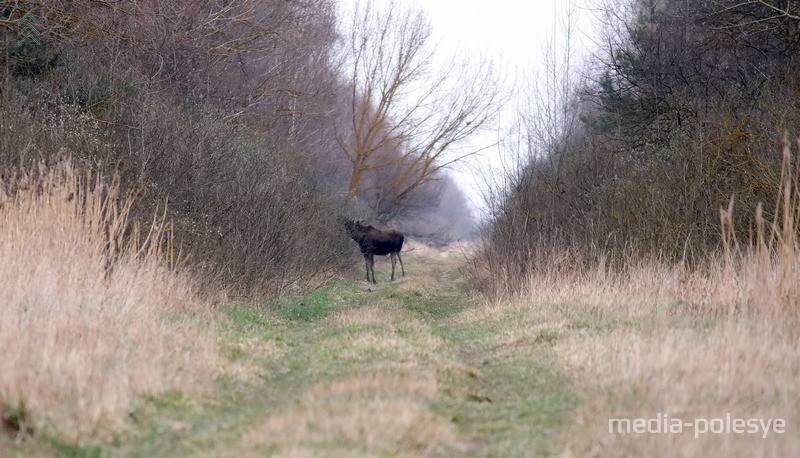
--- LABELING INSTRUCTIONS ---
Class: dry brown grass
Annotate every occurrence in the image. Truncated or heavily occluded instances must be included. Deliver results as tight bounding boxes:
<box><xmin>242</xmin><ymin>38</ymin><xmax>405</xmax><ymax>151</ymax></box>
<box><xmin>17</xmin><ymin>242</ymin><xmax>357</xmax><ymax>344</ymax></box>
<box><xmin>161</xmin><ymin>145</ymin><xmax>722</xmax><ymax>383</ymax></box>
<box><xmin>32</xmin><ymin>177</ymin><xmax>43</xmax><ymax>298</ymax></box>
<box><xmin>560</xmin><ymin>322</ymin><xmax>800</xmax><ymax>457</ymax></box>
<box><xmin>0</xmin><ymin>160</ymin><xmax>218</xmax><ymax>444</ymax></box>
<box><xmin>240</xmin><ymin>371</ymin><xmax>463</xmax><ymax>457</ymax></box>
<box><xmin>466</xmin><ymin>142</ymin><xmax>800</xmax><ymax>456</ymax></box>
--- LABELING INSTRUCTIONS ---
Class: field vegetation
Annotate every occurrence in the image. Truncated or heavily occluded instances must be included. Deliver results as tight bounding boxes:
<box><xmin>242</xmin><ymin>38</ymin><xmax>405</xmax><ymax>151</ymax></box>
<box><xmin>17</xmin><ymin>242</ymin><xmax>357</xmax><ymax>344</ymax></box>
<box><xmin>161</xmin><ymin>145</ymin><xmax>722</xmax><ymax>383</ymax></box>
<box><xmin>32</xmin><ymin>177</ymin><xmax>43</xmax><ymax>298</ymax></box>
<box><xmin>2</xmin><ymin>0</ymin><xmax>800</xmax><ymax>456</ymax></box>
<box><xmin>469</xmin><ymin>0</ymin><xmax>800</xmax><ymax>455</ymax></box>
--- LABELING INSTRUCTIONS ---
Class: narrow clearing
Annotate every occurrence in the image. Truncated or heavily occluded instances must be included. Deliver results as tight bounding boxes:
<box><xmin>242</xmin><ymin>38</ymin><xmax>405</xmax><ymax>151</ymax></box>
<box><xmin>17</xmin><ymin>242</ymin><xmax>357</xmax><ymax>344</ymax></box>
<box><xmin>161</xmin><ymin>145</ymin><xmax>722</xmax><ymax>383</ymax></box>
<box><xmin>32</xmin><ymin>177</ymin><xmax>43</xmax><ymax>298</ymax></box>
<box><xmin>108</xmin><ymin>243</ymin><xmax>575</xmax><ymax>457</ymax></box>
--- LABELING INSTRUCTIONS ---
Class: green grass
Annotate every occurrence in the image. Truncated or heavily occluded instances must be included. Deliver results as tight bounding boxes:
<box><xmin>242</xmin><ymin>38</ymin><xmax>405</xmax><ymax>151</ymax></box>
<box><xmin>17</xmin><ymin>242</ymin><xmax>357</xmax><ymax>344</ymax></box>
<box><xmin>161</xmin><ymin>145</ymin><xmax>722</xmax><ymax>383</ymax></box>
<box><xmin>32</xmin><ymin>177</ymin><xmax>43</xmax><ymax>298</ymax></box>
<box><xmin>45</xmin><ymin>441</ymin><xmax>104</xmax><ymax>458</ymax></box>
<box><xmin>433</xmin><ymin>308</ymin><xmax>578</xmax><ymax>456</ymax></box>
<box><xmin>6</xmin><ymin>252</ymin><xmax>581</xmax><ymax>457</ymax></box>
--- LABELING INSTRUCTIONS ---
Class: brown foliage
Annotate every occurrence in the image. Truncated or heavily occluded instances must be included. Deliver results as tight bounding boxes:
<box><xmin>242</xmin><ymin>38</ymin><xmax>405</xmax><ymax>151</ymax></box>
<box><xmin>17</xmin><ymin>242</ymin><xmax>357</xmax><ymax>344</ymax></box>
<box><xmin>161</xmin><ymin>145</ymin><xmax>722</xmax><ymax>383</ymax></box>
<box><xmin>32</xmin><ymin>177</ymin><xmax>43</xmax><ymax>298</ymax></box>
<box><xmin>0</xmin><ymin>159</ymin><xmax>217</xmax><ymax>442</ymax></box>
<box><xmin>475</xmin><ymin>0</ymin><xmax>800</xmax><ymax>295</ymax></box>
<box><xmin>1</xmin><ymin>0</ymin><xmax>352</xmax><ymax>295</ymax></box>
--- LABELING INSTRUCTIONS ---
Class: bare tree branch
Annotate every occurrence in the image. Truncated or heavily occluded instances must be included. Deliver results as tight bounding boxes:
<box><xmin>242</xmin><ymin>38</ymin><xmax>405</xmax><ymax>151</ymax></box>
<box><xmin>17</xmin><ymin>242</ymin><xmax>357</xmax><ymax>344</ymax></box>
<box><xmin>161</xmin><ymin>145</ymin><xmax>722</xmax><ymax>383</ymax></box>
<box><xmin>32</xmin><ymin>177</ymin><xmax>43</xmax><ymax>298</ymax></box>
<box><xmin>338</xmin><ymin>0</ymin><xmax>503</xmax><ymax>217</ymax></box>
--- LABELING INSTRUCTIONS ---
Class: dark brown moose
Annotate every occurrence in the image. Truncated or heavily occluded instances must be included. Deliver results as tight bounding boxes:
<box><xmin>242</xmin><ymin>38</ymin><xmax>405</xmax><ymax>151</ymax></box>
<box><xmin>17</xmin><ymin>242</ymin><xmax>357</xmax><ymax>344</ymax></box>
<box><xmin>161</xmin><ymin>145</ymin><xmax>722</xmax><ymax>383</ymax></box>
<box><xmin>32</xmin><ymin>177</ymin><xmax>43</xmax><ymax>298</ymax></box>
<box><xmin>344</xmin><ymin>219</ymin><xmax>405</xmax><ymax>284</ymax></box>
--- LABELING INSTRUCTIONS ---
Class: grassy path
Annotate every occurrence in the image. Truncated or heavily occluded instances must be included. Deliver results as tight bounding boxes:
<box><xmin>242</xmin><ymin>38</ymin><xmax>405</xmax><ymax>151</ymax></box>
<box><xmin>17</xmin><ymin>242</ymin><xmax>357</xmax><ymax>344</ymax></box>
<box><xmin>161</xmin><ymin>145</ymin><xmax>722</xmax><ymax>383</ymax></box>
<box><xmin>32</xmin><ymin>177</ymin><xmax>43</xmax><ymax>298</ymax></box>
<box><xmin>43</xmin><ymin>245</ymin><xmax>577</xmax><ymax>457</ymax></box>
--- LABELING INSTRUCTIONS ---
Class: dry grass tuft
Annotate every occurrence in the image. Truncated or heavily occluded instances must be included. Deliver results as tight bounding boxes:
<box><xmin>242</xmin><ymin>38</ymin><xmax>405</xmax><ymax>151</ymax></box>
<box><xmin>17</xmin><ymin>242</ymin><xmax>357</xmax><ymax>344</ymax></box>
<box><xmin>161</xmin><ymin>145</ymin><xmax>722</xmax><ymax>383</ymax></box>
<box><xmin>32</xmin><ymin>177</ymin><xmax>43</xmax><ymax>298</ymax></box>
<box><xmin>242</xmin><ymin>372</ymin><xmax>464</xmax><ymax>456</ymax></box>
<box><xmin>330</xmin><ymin>305</ymin><xmax>401</xmax><ymax>327</ymax></box>
<box><xmin>0</xmin><ymin>159</ymin><xmax>218</xmax><ymax>443</ymax></box>
<box><xmin>560</xmin><ymin>323</ymin><xmax>800</xmax><ymax>457</ymax></box>
<box><xmin>468</xmin><ymin>141</ymin><xmax>800</xmax><ymax>456</ymax></box>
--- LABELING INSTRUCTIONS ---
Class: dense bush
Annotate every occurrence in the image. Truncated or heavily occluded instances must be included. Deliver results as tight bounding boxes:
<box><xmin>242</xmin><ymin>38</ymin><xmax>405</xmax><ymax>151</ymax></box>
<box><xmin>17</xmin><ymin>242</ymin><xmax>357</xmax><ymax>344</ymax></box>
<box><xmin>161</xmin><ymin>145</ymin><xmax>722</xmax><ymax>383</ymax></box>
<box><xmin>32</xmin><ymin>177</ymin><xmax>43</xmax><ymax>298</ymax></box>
<box><xmin>2</xmin><ymin>0</ymin><xmax>478</xmax><ymax>296</ymax></box>
<box><xmin>1</xmin><ymin>1</ymin><xmax>357</xmax><ymax>295</ymax></box>
<box><xmin>475</xmin><ymin>0</ymin><xmax>800</xmax><ymax>293</ymax></box>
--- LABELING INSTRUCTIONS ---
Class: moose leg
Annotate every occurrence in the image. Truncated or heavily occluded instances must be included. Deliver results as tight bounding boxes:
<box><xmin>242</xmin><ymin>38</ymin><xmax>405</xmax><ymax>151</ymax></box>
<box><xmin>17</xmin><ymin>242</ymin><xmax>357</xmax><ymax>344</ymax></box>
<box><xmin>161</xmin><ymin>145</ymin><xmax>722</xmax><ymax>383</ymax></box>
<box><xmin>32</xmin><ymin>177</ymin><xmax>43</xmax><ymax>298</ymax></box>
<box><xmin>365</xmin><ymin>253</ymin><xmax>376</xmax><ymax>284</ymax></box>
<box><xmin>396</xmin><ymin>251</ymin><xmax>405</xmax><ymax>276</ymax></box>
<box><xmin>390</xmin><ymin>252</ymin><xmax>396</xmax><ymax>281</ymax></box>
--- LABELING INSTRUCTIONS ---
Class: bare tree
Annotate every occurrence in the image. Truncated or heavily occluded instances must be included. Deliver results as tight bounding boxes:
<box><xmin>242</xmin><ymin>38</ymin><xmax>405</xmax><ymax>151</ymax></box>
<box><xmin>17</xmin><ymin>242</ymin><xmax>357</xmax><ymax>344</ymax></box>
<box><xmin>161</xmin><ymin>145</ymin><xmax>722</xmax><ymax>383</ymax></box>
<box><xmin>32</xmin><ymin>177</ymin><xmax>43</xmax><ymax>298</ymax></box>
<box><xmin>337</xmin><ymin>0</ymin><xmax>502</xmax><ymax>217</ymax></box>
<box><xmin>712</xmin><ymin>0</ymin><xmax>800</xmax><ymax>21</ymax></box>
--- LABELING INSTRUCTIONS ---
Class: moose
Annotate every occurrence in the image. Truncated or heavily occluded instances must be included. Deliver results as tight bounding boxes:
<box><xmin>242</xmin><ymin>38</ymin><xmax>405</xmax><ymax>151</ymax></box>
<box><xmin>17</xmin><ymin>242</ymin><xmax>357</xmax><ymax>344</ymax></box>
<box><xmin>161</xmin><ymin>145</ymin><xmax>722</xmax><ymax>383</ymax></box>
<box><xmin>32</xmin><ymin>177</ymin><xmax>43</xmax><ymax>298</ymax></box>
<box><xmin>343</xmin><ymin>219</ymin><xmax>405</xmax><ymax>284</ymax></box>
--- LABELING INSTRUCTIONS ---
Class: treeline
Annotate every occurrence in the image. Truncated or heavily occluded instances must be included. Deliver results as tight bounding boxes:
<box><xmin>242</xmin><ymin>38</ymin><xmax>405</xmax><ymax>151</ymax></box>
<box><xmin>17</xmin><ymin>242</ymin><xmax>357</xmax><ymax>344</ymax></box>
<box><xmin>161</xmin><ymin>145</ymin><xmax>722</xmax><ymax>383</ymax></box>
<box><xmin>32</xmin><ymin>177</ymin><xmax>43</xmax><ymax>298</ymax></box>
<box><xmin>0</xmin><ymin>0</ymin><xmax>474</xmax><ymax>294</ymax></box>
<box><xmin>478</xmin><ymin>0</ymin><xmax>800</xmax><ymax>292</ymax></box>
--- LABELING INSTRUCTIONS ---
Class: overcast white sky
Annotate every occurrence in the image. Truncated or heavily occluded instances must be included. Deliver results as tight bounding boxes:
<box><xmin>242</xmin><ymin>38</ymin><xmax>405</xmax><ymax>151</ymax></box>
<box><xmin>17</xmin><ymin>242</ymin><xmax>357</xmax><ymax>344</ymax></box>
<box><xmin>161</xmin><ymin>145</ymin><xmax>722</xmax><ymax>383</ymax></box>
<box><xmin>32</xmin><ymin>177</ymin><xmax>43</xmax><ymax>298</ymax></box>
<box><xmin>337</xmin><ymin>0</ymin><xmax>598</xmax><ymax>215</ymax></box>
<box><xmin>422</xmin><ymin>1</ymin><xmax>567</xmax><ymax>214</ymax></box>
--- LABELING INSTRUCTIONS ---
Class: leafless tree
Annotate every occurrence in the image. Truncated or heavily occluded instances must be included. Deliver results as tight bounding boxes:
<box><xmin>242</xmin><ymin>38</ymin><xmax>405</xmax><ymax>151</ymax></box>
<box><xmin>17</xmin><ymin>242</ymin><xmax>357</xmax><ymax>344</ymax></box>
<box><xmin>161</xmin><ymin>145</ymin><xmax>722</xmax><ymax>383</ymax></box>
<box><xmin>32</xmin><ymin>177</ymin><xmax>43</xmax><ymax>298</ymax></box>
<box><xmin>337</xmin><ymin>0</ymin><xmax>503</xmax><ymax>217</ymax></box>
<box><xmin>711</xmin><ymin>0</ymin><xmax>800</xmax><ymax>21</ymax></box>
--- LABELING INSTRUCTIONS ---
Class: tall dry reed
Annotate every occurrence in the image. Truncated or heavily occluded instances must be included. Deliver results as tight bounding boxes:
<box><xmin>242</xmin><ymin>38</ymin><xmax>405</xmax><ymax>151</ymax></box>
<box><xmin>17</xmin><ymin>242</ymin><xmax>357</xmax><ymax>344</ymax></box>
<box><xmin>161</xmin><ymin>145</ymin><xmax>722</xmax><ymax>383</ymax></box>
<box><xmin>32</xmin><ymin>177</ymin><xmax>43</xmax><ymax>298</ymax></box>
<box><xmin>476</xmin><ymin>138</ymin><xmax>800</xmax><ymax>323</ymax></box>
<box><xmin>464</xmin><ymin>140</ymin><xmax>800</xmax><ymax>456</ymax></box>
<box><xmin>0</xmin><ymin>158</ymin><xmax>218</xmax><ymax>443</ymax></box>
